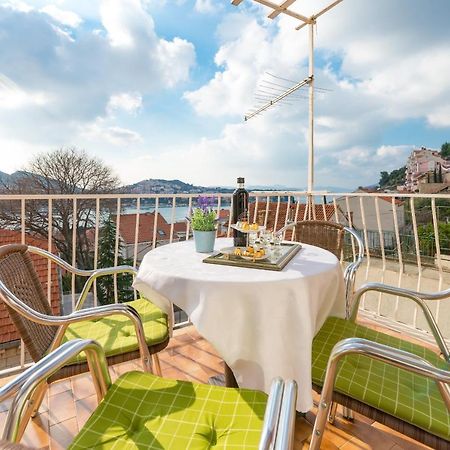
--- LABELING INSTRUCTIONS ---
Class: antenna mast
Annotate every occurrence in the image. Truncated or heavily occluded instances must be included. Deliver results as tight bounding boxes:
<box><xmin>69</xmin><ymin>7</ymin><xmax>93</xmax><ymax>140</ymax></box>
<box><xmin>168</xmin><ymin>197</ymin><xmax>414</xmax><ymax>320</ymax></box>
<box><xmin>231</xmin><ymin>0</ymin><xmax>343</xmax><ymax>193</ymax></box>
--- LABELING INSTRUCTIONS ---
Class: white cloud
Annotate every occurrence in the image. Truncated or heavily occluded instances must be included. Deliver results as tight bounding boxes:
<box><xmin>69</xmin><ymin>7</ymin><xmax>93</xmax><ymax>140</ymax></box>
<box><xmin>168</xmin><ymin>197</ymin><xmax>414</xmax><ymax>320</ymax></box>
<box><xmin>40</xmin><ymin>4</ymin><xmax>82</xmax><ymax>28</ymax></box>
<box><xmin>0</xmin><ymin>0</ymin><xmax>195</xmax><ymax>169</ymax></box>
<box><xmin>0</xmin><ymin>74</ymin><xmax>48</xmax><ymax>109</ymax></box>
<box><xmin>82</xmin><ymin>120</ymin><xmax>143</xmax><ymax>146</ymax></box>
<box><xmin>194</xmin><ymin>0</ymin><xmax>220</xmax><ymax>14</ymax></box>
<box><xmin>427</xmin><ymin>105</ymin><xmax>450</xmax><ymax>128</ymax></box>
<box><xmin>107</xmin><ymin>92</ymin><xmax>142</xmax><ymax>114</ymax></box>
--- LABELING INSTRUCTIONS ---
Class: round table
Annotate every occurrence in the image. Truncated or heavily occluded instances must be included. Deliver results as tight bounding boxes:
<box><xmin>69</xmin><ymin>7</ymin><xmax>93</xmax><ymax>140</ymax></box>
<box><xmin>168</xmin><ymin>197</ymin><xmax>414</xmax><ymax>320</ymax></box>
<box><xmin>134</xmin><ymin>237</ymin><xmax>345</xmax><ymax>412</ymax></box>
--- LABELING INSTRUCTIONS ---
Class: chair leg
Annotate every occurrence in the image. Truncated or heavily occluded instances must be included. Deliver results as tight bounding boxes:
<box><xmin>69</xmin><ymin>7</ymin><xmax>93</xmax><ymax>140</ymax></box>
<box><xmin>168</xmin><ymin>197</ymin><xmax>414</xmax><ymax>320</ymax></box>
<box><xmin>342</xmin><ymin>406</ymin><xmax>354</xmax><ymax>421</ymax></box>
<box><xmin>30</xmin><ymin>382</ymin><xmax>48</xmax><ymax>418</ymax></box>
<box><xmin>151</xmin><ymin>353</ymin><xmax>162</xmax><ymax>376</ymax></box>
<box><xmin>15</xmin><ymin>382</ymin><xmax>48</xmax><ymax>441</ymax></box>
<box><xmin>327</xmin><ymin>401</ymin><xmax>338</xmax><ymax>425</ymax></box>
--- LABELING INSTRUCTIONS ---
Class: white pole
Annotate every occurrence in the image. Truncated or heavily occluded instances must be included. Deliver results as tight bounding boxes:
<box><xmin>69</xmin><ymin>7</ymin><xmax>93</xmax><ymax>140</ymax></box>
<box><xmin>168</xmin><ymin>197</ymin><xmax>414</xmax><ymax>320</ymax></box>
<box><xmin>307</xmin><ymin>21</ymin><xmax>315</xmax><ymax>193</ymax></box>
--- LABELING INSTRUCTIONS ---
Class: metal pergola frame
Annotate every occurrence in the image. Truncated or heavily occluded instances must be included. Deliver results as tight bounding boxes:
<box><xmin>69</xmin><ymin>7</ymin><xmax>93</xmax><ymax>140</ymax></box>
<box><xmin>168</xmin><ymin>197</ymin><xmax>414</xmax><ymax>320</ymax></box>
<box><xmin>231</xmin><ymin>0</ymin><xmax>343</xmax><ymax>193</ymax></box>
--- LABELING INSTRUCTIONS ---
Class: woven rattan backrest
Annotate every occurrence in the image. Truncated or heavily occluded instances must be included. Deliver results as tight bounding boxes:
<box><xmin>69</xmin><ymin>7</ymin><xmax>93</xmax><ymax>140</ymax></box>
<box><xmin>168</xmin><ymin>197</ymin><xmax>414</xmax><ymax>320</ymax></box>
<box><xmin>0</xmin><ymin>245</ymin><xmax>57</xmax><ymax>361</ymax></box>
<box><xmin>293</xmin><ymin>220</ymin><xmax>345</xmax><ymax>259</ymax></box>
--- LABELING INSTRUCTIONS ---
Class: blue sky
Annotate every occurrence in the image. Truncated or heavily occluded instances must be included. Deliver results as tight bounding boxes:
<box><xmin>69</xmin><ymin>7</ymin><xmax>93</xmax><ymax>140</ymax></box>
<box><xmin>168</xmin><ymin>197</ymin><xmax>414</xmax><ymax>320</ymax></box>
<box><xmin>0</xmin><ymin>0</ymin><xmax>449</xmax><ymax>190</ymax></box>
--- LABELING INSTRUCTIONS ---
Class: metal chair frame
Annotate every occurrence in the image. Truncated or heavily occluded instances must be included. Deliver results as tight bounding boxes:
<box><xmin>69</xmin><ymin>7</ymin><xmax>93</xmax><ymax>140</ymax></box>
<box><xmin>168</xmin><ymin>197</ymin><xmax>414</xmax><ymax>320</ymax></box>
<box><xmin>0</xmin><ymin>244</ymin><xmax>168</xmax><ymax>434</ymax></box>
<box><xmin>0</xmin><ymin>339</ymin><xmax>298</xmax><ymax>450</ymax></box>
<box><xmin>310</xmin><ymin>282</ymin><xmax>450</xmax><ymax>449</ymax></box>
<box><xmin>281</xmin><ymin>221</ymin><xmax>364</xmax><ymax>318</ymax></box>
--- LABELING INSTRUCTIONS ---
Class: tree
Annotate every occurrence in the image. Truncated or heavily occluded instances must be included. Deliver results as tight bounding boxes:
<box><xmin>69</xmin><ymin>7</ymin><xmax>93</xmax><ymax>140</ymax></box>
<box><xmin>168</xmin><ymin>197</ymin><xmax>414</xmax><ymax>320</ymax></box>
<box><xmin>96</xmin><ymin>216</ymin><xmax>134</xmax><ymax>305</ymax></box>
<box><xmin>418</xmin><ymin>222</ymin><xmax>450</xmax><ymax>256</ymax></box>
<box><xmin>441</xmin><ymin>142</ymin><xmax>450</xmax><ymax>159</ymax></box>
<box><xmin>0</xmin><ymin>147</ymin><xmax>119</xmax><ymax>269</ymax></box>
<box><xmin>378</xmin><ymin>167</ymin><xmax>406</xmax><ymax>189</ymax></box>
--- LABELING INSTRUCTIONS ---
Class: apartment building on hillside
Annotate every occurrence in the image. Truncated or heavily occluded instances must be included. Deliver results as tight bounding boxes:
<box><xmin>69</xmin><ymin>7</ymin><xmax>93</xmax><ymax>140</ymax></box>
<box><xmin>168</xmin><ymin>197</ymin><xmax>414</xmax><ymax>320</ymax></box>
<box><xmin>403</xmin><ymin>147</ymin><xmax>450</xmax><ymax>193</ymax></box>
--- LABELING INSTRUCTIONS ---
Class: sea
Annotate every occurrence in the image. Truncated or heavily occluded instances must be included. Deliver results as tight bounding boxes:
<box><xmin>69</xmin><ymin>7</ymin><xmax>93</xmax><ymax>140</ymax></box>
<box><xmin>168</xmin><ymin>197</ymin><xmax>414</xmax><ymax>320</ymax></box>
<box><xmin>123</xmin><ymin>205</ymin><xmax>231</xmax><ymax>224</ymax></box>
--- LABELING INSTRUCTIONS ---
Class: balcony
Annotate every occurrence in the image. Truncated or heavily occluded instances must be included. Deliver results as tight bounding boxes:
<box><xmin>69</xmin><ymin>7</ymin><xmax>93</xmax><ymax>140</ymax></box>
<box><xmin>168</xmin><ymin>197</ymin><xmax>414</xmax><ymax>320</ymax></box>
<box><xmin>0</xmin><ymin>190</ymin><xmax>448</xmax><ymax>449</ymax></box>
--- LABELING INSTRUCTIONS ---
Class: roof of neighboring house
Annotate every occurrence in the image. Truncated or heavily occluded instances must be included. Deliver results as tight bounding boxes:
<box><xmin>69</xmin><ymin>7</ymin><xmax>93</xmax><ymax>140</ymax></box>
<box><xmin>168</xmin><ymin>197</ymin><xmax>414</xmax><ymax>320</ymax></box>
<box><xmin>117</xmin><ymin>213</ymin><xmax>187</xmax><ymax>245</ymax></box>
<box><xmin>0</xmin><ymin>229</ymin><xmax>60</xmax><ymax>345</ymax></box>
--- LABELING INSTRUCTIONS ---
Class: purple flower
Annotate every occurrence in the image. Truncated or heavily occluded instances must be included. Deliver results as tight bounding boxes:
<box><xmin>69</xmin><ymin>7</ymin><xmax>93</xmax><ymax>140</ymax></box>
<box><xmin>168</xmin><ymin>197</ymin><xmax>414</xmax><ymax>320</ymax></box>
<box><xmin>197</xmin><ymin>195</ymin><xmax>214</xmax><ymax>212</ymax></box>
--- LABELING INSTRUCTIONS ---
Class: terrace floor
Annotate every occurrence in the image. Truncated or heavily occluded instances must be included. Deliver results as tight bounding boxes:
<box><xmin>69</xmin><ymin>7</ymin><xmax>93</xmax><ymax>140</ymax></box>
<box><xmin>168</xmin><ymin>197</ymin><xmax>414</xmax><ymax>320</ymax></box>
<box><xmin>0</xmin><ymin>325</ymin><xmax>433</xmax><ymax>450</ymax></box>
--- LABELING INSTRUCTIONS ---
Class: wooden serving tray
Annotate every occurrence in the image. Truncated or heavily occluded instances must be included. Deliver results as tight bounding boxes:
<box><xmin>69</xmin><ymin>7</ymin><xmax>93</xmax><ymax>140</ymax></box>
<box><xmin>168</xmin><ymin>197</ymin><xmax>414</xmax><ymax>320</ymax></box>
<box><xmin>203</xmin><ymin>242</ymin><xmax>302</xmax><ymax>271</ymax></box>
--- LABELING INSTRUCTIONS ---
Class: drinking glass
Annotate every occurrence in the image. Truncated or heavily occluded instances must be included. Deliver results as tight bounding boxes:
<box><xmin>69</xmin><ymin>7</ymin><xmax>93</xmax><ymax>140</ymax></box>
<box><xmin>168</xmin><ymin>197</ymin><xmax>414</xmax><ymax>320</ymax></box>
<box><xmin>260</xmin><ymin>230</ymin><xmax>272</xmax><ymax>249</ymax></box>
<box><xmin>272</xmin><ymin>231</ymin><xmax>282</xmax><ymax>256</ymax></box>
<box><xmin>248</xmin><ymin>231</ymin><xmax>258</xmax><ymax>246</ymax></box>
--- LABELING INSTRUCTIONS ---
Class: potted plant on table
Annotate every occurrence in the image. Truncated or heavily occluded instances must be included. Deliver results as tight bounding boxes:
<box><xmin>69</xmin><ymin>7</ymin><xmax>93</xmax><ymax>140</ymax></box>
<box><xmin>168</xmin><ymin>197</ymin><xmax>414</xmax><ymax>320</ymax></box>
<box><xmin>189</xmin><ymin>196</ymin><xmax>217</xmax><ymax>253</ymax></box>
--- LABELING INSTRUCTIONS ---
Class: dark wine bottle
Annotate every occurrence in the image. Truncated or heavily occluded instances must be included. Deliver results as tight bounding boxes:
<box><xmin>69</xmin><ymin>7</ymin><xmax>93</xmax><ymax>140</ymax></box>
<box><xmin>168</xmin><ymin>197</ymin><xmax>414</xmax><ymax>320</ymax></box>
<box><xmin>232</xmin><ymin>177</ymin><xmax>249</xmax><ymax>247</ymax></box>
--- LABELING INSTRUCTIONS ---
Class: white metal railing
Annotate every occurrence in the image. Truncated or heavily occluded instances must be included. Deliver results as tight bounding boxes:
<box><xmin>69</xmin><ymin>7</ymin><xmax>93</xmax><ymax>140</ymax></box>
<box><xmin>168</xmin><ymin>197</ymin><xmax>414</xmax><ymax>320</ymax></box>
<box><xmin>0</xmin><ymin>190</ymin><xmax>449</xmax><ymax>375</ymax></box>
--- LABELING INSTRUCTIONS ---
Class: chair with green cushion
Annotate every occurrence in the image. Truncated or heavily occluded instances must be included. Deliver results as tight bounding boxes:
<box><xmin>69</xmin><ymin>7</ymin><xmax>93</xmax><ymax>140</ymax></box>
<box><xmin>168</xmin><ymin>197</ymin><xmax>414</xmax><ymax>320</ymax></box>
<box><xmin>0</xmin><ymin>244</ymin><xmax>169</xmax><ymax>436</ymax></box>
<box><xmin>309</xmin><ymin>282</ymin><xmax>450</xmax><ymax>450</ymax></box>
<box><xmin>1</xmin><ymin>339</ymin><xmax>298</xmax><ymax>450</ymax></box>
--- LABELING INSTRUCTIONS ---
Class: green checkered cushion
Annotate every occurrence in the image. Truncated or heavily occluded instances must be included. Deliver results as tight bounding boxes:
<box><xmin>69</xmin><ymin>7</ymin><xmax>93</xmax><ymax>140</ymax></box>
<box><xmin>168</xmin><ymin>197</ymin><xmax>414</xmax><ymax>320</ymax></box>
<box><xmin>312</xmin><ymin>317</ymin><xmax>450</xmax><ymax>441</ymax></box>
<box><xmin>69</xmin><ymin>371</ymin><xmax>268</xmax><ymax>449</ymax></box>
<box><xmin>62</xmin><ymin>298</ymin><xmax>168</xmax><ymax>364</ymax></box>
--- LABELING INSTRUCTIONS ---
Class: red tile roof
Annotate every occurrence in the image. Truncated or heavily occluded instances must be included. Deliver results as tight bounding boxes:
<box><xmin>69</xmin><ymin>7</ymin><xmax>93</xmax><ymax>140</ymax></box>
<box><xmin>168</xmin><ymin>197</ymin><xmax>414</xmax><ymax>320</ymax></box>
<box><xmin>117</xmin><ymin>213</ymin><xmax>187</xmax><ymax>245</ymax></box>
<box><xmin>0</xmin><ymin>230</ymin><xmax>60</xmax><ymax>345</ymax></box>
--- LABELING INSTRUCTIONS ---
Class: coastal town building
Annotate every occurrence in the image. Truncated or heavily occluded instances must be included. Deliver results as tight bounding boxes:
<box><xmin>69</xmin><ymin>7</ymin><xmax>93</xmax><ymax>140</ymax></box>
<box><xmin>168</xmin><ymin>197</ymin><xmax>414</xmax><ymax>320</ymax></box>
<box><xmin>403</xmin><ymin>147</ymin><xmax>450</xmax><ymax>193</ymax></box>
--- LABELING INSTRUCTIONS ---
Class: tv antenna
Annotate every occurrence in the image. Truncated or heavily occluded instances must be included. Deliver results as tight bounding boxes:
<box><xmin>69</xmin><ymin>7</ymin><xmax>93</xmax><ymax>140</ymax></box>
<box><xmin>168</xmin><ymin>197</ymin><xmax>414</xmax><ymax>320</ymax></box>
<box><xmin>231</xmin><ymin>0</ymin><xmax>343</xmax><ymax>193</ymax></box>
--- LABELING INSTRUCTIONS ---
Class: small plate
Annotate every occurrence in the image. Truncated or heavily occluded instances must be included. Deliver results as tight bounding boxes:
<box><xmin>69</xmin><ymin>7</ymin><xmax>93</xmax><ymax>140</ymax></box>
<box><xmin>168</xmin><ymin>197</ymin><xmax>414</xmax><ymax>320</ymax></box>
<box><xmin>230</xmin><ymin>224</ymin><xmax>265</xmax><ymax>234</ymax></box>
<box><xmin>240</xmin><ymin>253</ymin><xmax>269</xmax><ymax>262</ymax></box>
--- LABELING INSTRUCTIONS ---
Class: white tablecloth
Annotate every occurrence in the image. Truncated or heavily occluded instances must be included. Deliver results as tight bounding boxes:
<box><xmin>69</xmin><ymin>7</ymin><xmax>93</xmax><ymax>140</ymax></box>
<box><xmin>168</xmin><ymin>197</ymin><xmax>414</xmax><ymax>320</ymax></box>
<box><xmin>133</xmin><ymin>237</ymin><xmax>345</xmax><ymax>412</ymax></box>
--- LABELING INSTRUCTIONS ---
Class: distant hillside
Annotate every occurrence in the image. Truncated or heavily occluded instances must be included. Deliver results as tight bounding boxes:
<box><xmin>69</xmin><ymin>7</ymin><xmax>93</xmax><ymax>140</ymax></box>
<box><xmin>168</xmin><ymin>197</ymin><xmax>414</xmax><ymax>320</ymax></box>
<box><xmin>122</xmin><ymin>178</ymin><xmax>234</xmax><ymax>195</ymax></box>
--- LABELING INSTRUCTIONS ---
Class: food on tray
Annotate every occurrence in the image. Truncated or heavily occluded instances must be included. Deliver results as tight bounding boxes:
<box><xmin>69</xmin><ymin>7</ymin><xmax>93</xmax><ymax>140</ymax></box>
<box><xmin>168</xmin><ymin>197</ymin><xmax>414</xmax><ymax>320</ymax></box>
<box><xmin>250</xmin><ymin>223</ymin><xmax>259</xmax><ymax>230</ymax></box>
<box><xmin>234</xmin><ymin>248</ymin><xmax>242</xmax><ymax>256</ymax></box>
<box><xmin>246</xmin><ymin>246</ymin><xmax>254</xmax><ymax>253</ymax></box>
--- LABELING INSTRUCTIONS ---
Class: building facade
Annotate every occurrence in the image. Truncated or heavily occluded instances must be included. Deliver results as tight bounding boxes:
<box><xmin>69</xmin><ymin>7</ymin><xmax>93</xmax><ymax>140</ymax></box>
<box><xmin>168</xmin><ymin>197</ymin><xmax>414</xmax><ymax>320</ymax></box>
<box><xmin>404</xmin><ymin>147</ymin><xmax>450</xmax><ymax>192</ymax></box>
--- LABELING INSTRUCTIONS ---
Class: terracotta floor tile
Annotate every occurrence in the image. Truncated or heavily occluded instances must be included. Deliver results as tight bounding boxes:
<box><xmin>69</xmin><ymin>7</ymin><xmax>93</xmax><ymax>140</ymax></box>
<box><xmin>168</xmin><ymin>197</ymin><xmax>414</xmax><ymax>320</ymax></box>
<box><xmin>23</xmin><ymin>413</ymin><xmax>50</xmax><ymax>449</ymax></box>
<box><xmin>371</xmin><ymin>423</ymin><xmax>431</xmax><ymax>449</ymax></box>
<box><xmin>49</xmin><ymin>417</ymin><xmax>78</xmax><ymax>450</ymax></box>
<box><xmin>0</xmin><ymin>410</ymin><xmax>7</xmax><ymax>436</ymax></box>
<box><xmin>0</xmin><ymin>397</ymin><xmax>12</xmax><ymax>413</ymax></box>
<box><xmin>71</xmin><ymin>373</ymin><xmax>96</xmax><ymax>401</ymax></box>
<box><xmin>48</xmin><ymin>390</ymin><xmax>76</xmax><ymax>425</ymax></box>
<box><xmin>48</xmin><ymin>379</ymin><xmax>71</xmax><ymax>397</ymax></box>
<box><xmin>74</xmin><ymin>394</ymin><xmax>97</xmax><ymax>429</ymax></box>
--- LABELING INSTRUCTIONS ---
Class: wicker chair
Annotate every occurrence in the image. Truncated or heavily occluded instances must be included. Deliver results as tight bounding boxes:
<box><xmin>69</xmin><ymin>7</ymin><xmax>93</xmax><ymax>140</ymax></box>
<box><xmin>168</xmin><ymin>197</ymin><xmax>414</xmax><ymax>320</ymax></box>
<box><xmin>286</xmin><ymin>220</ymin><xmax>364</xmax><ymax>316</ymax></box>
<box><xmin>0</xmin><ymin>339</ymin><xmax>298</xmax><ymax>450</ymax></box>
<box><xmin>309</xmin><ymin>283</ymin><xmax>450</xmax><ymax>450</ymax></box>
<box><xmin>0</xmin><ymin>244</ymin><xmax>169</xmax><ymax>434</ymax></box>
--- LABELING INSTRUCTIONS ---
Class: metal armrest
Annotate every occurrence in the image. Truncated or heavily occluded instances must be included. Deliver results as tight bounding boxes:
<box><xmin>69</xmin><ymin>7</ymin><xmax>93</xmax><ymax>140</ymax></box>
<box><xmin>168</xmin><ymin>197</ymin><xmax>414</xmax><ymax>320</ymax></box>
<box><xmin>75</xmin><ymin>266</ymin><xmax>137</xmax><ymax>310</ymax></box>
<box><xmin>259</xmin><ymin>377</ymin><xmax>284</xmax><ymax>450</ymax></box>
<box><xmin>351</xmin><ymin>283</ymin><xmax>450</xmax><ymax>362</ymax></box>
<box><xmin>0</xmin><ymin>281</ymin><xmax>152</xmax><ymax>371</ymax></box>
<box><xmin>309</xmin><ymin>338</ymin><xmax>450</xmax><ymax>450</ymax></box>
<box><xmin>2</xmin><ymin>339</ymin><xmax>111</xmax><ymax>443</ymax></box>
<box><xmin>28</xmin><ymin>245</ymin><xmax>137</xmax><ymax>311</ymax></box>
<box><xmin>259</xmin><ymin>378</ymin><xmax>298</xmax><ymax>450</ymax></box>
<box><xmin>274</xmin><ymin>380</ymin><xmax>297</xmax><ymax>450</ymax></box>
<box><xmin>28</xmin><ymin>246</ymin><xmax>94</xmax><ymax>277</ymax></box>
<box><xmin>342</xmin><ymin>227</ymin><xmax>364</xmax><ymax>317</ymax></box>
